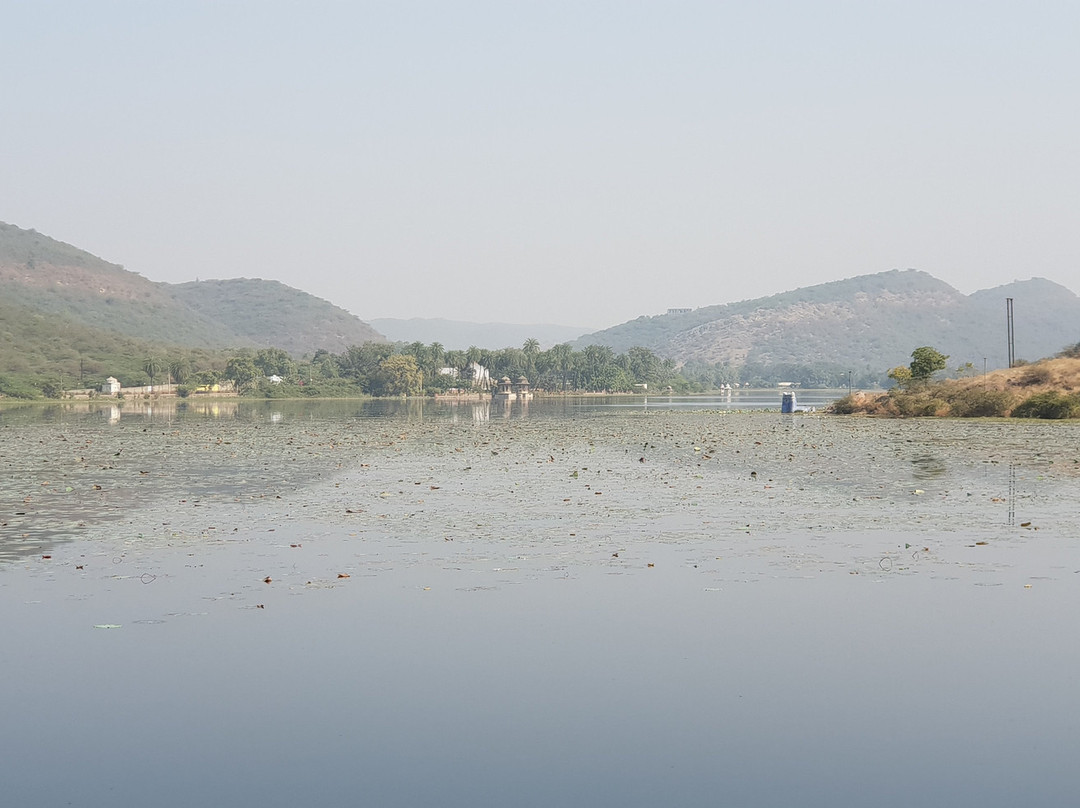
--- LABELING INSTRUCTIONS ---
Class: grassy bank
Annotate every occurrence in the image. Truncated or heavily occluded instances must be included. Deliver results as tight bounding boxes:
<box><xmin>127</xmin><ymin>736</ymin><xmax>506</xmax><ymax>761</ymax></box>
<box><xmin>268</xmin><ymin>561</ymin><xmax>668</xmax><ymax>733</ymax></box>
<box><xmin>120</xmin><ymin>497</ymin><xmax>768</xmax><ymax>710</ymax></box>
<box><xmin>830</xmin><ymin>356</ymin><xmax>1080</xmax><ymax>418</ymax></box>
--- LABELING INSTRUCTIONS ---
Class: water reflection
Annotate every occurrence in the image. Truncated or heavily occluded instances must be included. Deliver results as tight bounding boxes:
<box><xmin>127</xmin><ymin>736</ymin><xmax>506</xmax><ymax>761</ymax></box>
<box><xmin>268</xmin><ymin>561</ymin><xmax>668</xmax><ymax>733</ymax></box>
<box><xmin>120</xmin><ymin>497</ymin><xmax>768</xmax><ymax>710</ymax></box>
<box><xmin>911</xmin><ymin>453</ymin><xmax>947</xmax><ymax>480</ymax></box>
<box><xmin>5</xmin><ymin>403</ymin><xmax>1080</xmax><ymax>807</ymax></box>
<box><xmin>1008</xmin><ymin>462</ymin><xmax>1016</xmax><ymax>526</ymax></box>
<box><xmin>0</xmin><ymin>390</ymin><xmax>849</xmax><ymax>426</ymax></box>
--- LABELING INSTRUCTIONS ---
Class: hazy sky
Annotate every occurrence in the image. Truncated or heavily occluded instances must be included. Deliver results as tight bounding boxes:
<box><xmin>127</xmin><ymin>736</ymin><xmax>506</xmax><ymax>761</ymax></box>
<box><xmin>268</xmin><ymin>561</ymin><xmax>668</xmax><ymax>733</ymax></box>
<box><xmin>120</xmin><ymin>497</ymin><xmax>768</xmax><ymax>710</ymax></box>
<box><xmin>4</xmin><ymin>1</ymin><xmax>1079</xmax><ymax>329</ymax></box>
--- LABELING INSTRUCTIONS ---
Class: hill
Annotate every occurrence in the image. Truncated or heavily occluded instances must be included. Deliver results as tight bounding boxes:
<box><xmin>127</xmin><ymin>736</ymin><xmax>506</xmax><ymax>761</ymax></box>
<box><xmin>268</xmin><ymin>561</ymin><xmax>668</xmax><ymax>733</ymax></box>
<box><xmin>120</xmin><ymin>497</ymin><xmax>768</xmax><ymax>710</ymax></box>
<box><xmin>369</xmin><ymin>317</ymin><xmax>591</xmax><ymax>350</ymax></box>
<box><xmin>577</xmin><ymin>269</ymin><xmax>1080</xmax><ymax>375</ymax></box>
<box><xmin>0</xmin><ymin>221</ymin><xmax>384</xmax><ymax>379</ymax></box>
<box><xmin>170</xmin><ymin>278</ymin><xmax>383</xmax><ymax>356</ymax></box>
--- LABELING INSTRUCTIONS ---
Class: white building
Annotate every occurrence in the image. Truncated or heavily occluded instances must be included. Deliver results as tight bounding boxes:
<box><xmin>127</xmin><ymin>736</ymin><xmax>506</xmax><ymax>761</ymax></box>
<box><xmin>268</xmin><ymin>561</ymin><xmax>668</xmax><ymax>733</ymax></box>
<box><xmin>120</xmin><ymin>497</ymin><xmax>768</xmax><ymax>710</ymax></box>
<box><xmin>467</xmin><ymin>361</ymin><xmax>491</xmax><ymax>390</ymax></box>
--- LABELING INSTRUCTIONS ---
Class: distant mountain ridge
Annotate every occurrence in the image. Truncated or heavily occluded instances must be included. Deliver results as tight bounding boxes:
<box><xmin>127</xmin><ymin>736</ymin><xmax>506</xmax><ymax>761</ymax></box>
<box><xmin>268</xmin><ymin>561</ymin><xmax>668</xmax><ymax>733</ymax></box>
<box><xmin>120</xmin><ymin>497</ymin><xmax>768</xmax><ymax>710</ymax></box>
<box><xmin>577</xmin><ymin>269</ymin><xmax>1080</xmax><ymax>372</ymax></box>
<box><xmin>6</xmin><ymin>220</ymin><xmax>1079</xmax><ymax>392</ymax></box>
<box><xmin>369</xmin><ymin>317</ymin><xmax>591</xmax><ymax>350</ymax></box>
<box><xmin>0</xmin><ymin>221</ymin><xmax>384</xmax><ymax>358</ymax></box>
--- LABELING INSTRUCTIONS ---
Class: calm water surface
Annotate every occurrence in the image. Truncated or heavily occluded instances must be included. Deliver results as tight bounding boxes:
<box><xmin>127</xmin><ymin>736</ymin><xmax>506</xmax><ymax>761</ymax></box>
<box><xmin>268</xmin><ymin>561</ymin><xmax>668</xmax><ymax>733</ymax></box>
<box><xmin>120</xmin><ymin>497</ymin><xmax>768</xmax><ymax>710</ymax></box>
<box><xmin>3</xmin><ymin>398</ymin><xmax>1079</xmax><ymax>807</ymax></box>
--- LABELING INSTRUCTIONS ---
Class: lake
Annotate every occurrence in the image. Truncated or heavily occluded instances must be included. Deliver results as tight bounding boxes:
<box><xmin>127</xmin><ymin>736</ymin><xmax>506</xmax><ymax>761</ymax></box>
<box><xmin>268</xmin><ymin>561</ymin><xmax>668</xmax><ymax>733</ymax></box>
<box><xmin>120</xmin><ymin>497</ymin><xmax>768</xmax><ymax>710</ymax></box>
<box><xmin>3</xmin><ymin>397</ymin><xmax>1079</xmax><ymax>807</ymax></box>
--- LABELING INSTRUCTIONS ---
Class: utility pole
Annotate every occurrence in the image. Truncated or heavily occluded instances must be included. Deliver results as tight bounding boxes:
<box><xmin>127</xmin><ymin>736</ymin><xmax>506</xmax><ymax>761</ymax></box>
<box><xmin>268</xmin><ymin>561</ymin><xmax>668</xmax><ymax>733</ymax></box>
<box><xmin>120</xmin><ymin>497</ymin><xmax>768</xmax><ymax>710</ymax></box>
<box><xmin>1006</xmin><ymin>297</ymin><xmax>1015</xmax><ymax>368</ymax></box>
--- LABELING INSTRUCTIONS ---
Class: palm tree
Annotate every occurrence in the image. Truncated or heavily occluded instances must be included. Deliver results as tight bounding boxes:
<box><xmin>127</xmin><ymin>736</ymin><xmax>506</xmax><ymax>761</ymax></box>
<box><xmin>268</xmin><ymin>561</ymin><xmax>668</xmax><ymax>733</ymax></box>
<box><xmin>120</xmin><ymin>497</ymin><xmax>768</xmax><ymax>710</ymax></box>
<box><xmin>523</xmin><ymin>338</ymin><xmax>540</xmax><ymax>378</ymax></box>
<box><xmin>143</xmin><ymin>356</ymin><xmax>162</xmax><ymax>388</ymax></box>
<box><xmin>548</xmin><ymin>344</ymin><xmax>574</xmax><ymax>392</ymax></box>
<box><xmin>169</xmin><ymin>357</ymin><xmax>191</xmax><ymax>385</ymax></box>
<box><xmin>428</xmin><ymin>342</ymin><xmax>445</xmax><ymax>376</ymax></box>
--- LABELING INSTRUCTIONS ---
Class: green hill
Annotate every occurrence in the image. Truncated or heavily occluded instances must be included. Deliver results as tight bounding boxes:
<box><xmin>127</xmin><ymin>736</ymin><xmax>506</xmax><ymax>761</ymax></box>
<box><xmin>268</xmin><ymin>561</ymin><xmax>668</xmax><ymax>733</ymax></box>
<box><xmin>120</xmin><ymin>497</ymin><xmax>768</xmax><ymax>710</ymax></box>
<box><xmin>170</xmin><ymin>278</ymin><xmax>382</xmax><ymax>356</ymax></box>
<box><xmin>577</xmin><ymin>269</ymin><xmax>1080</xmax><ymax>374</ymax></box>
<box><xmin>0</xmin><ymin>221</ymin><xmax>385</xmax><ymax>391</ymax></box>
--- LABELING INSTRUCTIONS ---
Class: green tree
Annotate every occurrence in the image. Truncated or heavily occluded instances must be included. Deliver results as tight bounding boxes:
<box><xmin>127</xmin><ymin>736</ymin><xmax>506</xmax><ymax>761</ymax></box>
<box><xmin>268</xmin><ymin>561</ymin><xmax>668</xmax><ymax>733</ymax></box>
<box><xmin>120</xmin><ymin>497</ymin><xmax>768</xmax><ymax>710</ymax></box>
<box><xmin>909</xmin><ymin>347</ymin><xmax>948</xmax><ymax>381</ymax></box>
<box><xmin>224</xmin><ymin>355</ymin><xmax>259</xmax><ymax>392</ymax></box>
<box><xmin>625</xmin><ymin>346</ymin><xmax>664</xmax><ymax>386</ymax></box>
<box><xmin>169</xmin><ymin>357</ymin><xmax>191</xmax><ymax>385</ymax></box>
<box><xmin>193</xmin><ymin>369</ymin><xmax>221</xmax><ymax>387</ymax></box>
<box><xmin>428</xmin><ymin>342</ymin><xmax>444</xmax><ymax>372</ymax></box>
<box><xmin>548</xmin><ymin>343</ymin><xmax>574</xmax><ymax>391</ymax></box>
<box><xmin>143</xmin><ymin>355</ymin><xmax>162</xmax><ymax>386</ymax></box>
<box><xmin>337</xmin><ymin>342</ymin><xmax>393</xmax><ymax>391</ymax></box>
<box><xmin>887</xmin><ymin>366</ymin><xmax>913</xmax><ymax>388</ymax></box>
<box><xmin>522</xmin><ymin>338</ymin><xmax>540</xmax><ymax>376</ymax></box>
<box><xmin>255</xmin><ymin>347</ymin><xmax>295</xmax><ymax>378</ymax></box>
<box><xmin>377</xmin><ymin>354</ymin><xmax>423</xmax><ymax>396</ymax></box>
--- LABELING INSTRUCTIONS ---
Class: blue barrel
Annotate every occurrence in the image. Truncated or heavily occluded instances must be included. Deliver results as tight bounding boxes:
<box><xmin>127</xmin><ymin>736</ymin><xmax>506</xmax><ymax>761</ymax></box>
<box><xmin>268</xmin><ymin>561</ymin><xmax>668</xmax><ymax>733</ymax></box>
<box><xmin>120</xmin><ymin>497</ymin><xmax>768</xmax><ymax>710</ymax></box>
<box><xmin>781</xmin><ymin>392</ymin><xmax>796</xmax><ymax>413</ymax></box>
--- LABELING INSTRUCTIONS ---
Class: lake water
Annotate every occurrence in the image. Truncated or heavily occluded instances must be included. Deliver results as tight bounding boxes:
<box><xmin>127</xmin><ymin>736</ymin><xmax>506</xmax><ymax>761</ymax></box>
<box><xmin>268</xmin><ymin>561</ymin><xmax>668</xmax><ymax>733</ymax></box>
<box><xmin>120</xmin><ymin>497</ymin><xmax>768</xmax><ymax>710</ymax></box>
<box><xmin>3</xmin><ymin>397</ymin><xmax>1079</xmax><ymax>807</ymax></box>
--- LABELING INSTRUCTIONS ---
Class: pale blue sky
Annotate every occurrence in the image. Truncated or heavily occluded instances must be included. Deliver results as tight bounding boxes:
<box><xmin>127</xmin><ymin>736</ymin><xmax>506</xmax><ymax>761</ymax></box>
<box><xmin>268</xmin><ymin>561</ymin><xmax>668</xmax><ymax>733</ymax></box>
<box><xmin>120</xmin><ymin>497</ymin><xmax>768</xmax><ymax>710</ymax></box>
<box><xmin>4</xmin><ymin>1</ymin><xmax>1078</xmax><ymax>328</ymax></box>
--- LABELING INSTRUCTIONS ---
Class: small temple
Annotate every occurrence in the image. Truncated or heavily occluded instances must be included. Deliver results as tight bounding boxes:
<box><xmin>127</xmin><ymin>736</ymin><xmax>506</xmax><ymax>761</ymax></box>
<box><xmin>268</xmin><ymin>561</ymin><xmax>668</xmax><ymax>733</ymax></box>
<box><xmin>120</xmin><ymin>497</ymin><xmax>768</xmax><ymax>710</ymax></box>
<box><xmin>492</xmin><ymin>375</ymin><xmax>533</xmax><ymax>402</ymax></box>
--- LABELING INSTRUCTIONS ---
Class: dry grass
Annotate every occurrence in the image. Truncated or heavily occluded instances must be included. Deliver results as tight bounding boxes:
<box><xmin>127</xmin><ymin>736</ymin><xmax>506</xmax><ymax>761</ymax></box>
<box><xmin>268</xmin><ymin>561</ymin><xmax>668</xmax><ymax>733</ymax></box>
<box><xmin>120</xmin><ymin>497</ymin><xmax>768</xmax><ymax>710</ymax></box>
<box><xmin>830</xmin><ymin>356</ymin><xmax>1080</xmax><ymax>418</ymax></box>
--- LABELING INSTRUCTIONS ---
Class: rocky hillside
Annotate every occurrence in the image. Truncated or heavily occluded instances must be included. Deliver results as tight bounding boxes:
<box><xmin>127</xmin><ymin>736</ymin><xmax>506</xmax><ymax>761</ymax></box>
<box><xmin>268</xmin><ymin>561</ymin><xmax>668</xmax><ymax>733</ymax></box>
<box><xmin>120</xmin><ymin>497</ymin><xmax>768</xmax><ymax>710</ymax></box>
<box><xmin>0</xmin><ymin>221</ymin><xmax>384</xmax><ymax>358</ymax></box>
<box><xmin>577</xmin><ymin>269</ymin><xmax>1080</xmax><ymax>373</ymax></box>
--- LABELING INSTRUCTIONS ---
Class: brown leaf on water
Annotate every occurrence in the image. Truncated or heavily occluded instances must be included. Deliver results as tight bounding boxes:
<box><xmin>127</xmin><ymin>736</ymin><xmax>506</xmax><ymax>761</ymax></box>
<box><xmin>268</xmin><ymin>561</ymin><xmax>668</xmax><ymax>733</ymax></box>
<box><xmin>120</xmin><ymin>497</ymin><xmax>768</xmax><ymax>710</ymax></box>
<box><xmin>337</xmin><ymin>573</ymin><xmax>350</xmax><ymax>579</ymax></box>
<box><xmin>1020</xmin><ymin>521</ymin><xmax>1032</xmax><ymax>527</ymax></box>
<box><xmin>42</xmin><ymin>555</ymin><xmax>52</xmax><ymax>560</ymax></box>
<box><xmin>975</xmin><ymin>541</ymin><xmax>989</xmax><ymax>546</ymax></box>
<box><xmin>263</xmin><ymin>576</ymin><xmax>272</xmax><ymax>583</ymax></box>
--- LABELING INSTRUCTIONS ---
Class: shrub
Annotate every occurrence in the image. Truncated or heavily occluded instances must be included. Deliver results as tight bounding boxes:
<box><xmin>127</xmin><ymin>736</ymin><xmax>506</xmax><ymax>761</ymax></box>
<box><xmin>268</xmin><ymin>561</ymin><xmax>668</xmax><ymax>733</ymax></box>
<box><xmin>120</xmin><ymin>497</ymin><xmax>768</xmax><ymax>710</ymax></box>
<box><xmin>1012</xmin><ymin>391</ymin><xmax>1080</xmax><ymax>419</ymax></box>
<box><xmin>1017</xmin><ymin>365</ymin><xmax>1052</xmax><ymax>386</ymax></box>
<box><xmin>829</xmin><ymin>394</ymin><xmax>860</xmax><ymax>414</ymax></box>
<box><xmin>0</xmin><ymin>375</ymin><xmax>40</xmax><ymax>399</ymax></box>
<box><xmin>887</xmin><ymin>392</ymin><xmax>947</xmax><ymax>417</ymax></box>
<box><xmin>947</xmin><ymin>389</ymin><xmax>1014</xmax><ymax>418</ymax></box>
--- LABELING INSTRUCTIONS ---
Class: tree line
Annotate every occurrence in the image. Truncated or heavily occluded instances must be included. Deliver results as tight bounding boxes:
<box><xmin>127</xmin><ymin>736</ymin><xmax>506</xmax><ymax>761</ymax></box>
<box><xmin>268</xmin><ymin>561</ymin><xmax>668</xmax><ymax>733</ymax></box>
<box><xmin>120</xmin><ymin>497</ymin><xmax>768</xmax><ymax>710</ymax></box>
<box><xmin>208</xmin><ymin>341</ymin><xmax>687</xmax><ymax>397</ymax></box>
<box><xmin>12</xmin><ymin>339</ymin><xmax>899</xmax><ymax>400</ymax></box>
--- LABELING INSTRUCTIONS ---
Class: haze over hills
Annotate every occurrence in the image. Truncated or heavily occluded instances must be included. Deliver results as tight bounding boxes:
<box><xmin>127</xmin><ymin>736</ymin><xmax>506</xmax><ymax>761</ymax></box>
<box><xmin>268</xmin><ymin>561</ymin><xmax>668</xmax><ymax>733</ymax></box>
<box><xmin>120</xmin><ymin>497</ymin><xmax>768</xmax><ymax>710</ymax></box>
<box><xmin>0</xmin><ymin>221</ymin><xmax>384</xmax><ymax>361</ymax></box>
<box><xmin>168</xmin><ymin>279</ymin><xmax>383</xmax><ymax>356</ymax></box>
<box><xmin>576</xmin><ymin>270</ymin><xmax>1080</xmax><ymax>374</ymax></box>
<box><xmin>5</xmin><ymin>220</ymin><xmax>1080</xmax><ymax>395</ymax></box>
<box><xmin>369</xmin><ymin>318</ymin><xmax>592</xmax><ymax>351</ymax></box>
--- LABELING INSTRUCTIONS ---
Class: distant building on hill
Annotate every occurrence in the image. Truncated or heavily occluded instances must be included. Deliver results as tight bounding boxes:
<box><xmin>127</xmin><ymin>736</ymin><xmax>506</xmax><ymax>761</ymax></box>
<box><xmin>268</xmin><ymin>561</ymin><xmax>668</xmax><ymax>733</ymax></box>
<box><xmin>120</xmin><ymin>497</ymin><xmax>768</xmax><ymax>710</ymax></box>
<box><xmin>667</xmin><ymin>307</ymin><xmax>692</xmax><ymax>315</ymax></box>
